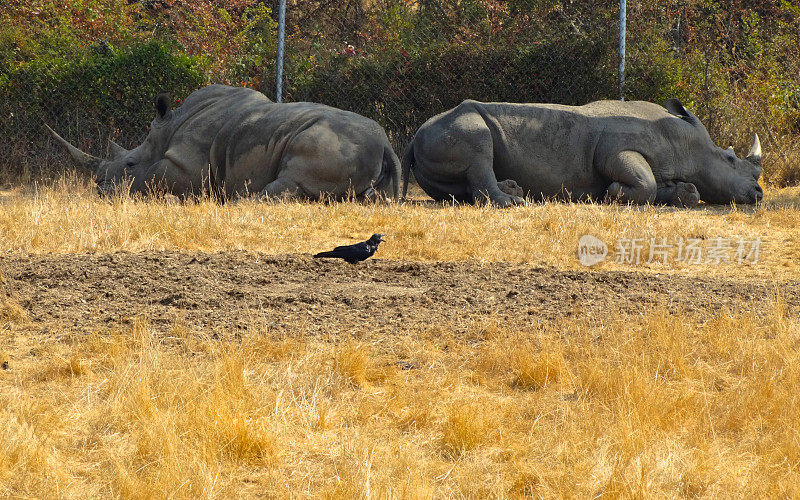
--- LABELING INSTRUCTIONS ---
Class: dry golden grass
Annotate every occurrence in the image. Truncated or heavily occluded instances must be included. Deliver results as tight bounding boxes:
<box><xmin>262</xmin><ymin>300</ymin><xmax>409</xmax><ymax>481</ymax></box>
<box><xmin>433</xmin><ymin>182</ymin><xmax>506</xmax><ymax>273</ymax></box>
<box><xmin>2</xmin><ymin>302</ymin><xmax>800</xmax><ymax>497</ymax></box>
<box><xmin>0</xmin><ymin>175</ymin><xmax>798</xmax><ymax>280</ymax></box>
<box><xmin>1</xmin><ymin>175</ymin><xmax>800</xmax><ymax>497</ymax></box>
<box><xmin>0</xmin><ymin>298</ymin><xmax>28</xmax><ymax>325</ymax></box>
<box><xmin>763</xmin><ymin>136</ymin><xmax>800</xmax><ymax>186</ymax></box>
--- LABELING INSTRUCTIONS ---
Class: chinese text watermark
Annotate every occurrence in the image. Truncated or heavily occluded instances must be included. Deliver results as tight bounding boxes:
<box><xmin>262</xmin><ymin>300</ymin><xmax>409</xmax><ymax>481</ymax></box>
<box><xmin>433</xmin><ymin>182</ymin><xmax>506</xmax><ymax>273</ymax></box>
<box><xmin>578</xmin><ymin>235</ymin><xmax>761</xmax><ymax>267</ymax></box>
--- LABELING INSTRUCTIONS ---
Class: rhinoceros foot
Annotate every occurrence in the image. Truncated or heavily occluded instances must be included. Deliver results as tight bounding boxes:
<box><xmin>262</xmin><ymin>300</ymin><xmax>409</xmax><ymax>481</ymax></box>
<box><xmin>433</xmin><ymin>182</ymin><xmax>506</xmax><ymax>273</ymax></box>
<box><xmin>497</xmin><ymin>179</ymin><xmax>525</xmax><ymax>199</ymax></box>
<box><xmin>673</xmin><ymin>182</ymin><xmax>700</xmax><ymax>208</ymax></box>
<box><xmin>475</xmin><ymin>192</ymin><xmax>524</xmax><ymax>208</ymax></box>
<box><xmin>473</xmin><ymin>179</ymin><xmax>524</xmax><ymax>207</ymax></box>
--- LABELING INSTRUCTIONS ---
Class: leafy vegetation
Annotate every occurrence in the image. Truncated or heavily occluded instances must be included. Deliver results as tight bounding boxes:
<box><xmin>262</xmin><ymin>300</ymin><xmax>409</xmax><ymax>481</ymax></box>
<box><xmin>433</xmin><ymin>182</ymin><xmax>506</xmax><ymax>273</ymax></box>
<box><xmin>0</xmin><ymin>0</ymin><xmax>276</xmax><ymax>166</ymax></box>
<box><xmin>1</xmin><ymin>0</ymin><xmax>799</xmax><ymax>183</ymax></box>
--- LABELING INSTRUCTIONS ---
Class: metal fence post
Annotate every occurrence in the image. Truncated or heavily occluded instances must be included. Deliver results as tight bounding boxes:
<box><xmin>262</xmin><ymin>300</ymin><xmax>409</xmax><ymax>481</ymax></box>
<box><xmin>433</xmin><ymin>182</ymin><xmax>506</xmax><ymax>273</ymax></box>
<box><xmin>619</xmin><ymin>0</ymin><xmax>626</xmax><ymax>100</ymax></box>
<box><xmin>276</xmin><ymin>0</ymin><xmax>287</xmax><ymax>103</ymax></box>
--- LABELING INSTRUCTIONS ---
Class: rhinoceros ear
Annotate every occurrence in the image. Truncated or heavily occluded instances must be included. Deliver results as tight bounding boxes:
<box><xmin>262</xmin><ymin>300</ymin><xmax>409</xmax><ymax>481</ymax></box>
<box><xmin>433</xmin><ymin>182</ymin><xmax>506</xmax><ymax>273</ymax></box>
<box><xmin>663</xmin><ymin>98</ymin><xmax>702</xmax><ymax>127</ymax></box>
<box><xmin>155</xmin><ymin>93</ymin><xmax>172</xmax><ymax>120</ymax></box>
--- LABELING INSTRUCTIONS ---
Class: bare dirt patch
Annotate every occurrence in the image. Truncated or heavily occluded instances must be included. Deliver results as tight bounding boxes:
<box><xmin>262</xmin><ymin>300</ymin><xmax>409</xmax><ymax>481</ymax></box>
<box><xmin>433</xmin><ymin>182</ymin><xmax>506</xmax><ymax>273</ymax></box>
<box><xmin>2</xmin><ymin>252</ymin><xmax>796</xmax><ymax>336</ymax></box>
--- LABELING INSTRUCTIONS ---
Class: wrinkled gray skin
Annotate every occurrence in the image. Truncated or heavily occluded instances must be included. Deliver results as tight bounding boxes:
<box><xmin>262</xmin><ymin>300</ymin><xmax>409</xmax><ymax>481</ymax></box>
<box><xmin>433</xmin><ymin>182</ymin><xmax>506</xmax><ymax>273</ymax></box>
<box><xmin>402</xmin><ymin>99</ymin><xmax>763</xmax><ymax>207</ymax></box>
<box><xmin>48</xmin><ymin>84</ymin><xmax>401</xmax><ymax>200</ymax></box>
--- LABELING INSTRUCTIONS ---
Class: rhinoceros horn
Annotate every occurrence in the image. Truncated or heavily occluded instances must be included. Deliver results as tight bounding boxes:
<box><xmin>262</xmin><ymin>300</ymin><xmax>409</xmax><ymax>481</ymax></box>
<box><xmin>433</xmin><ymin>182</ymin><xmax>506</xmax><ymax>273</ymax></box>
<box><xmin>745</xmin><ymin>134</ymin><xmax>761</xmax><ymax>166</ymax></box>
<box><xmin>107</xmin><ymin>139</ymin><xmax>128</xmax><ymax>160</ymax></box>
<box><xmin>45</xmin><ymin>124</ymin><xmax>101</xmax><ymax>172</ymax></box>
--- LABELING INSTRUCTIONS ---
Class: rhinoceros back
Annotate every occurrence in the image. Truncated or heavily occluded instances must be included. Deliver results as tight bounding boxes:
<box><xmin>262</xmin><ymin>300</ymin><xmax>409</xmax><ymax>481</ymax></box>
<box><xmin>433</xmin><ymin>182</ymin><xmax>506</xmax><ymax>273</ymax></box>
<box><xmin>158</xmin><ymin>86</ymin><xmax>272</xmax><ymax>187</ymax></box>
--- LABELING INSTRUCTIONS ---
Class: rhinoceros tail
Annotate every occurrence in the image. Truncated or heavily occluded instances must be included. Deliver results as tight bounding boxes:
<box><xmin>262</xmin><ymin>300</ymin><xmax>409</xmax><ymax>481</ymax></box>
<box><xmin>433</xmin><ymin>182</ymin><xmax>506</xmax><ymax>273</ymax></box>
<box><xmin>381</xmin><ymin>145</ymin><xmax>402</xmax><ymax>200</ymax></box>
<box><xmin>401</xmin><ymin>139</ymin><xmax>415</xmax><ymax>200</ymax></box>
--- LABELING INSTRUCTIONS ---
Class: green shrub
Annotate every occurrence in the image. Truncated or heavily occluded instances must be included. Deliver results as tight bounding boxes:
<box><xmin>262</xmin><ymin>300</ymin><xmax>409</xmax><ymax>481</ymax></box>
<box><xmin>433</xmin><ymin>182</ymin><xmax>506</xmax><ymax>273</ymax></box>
<box><xmin>0</xmin><ymin>0</ymin><xmax>276</xmax><ymax>176</ymax></box>
<box><xmin>1</xmin><ymin>41</ymin><xmax>206</xmax><ymax>152</ymax></box>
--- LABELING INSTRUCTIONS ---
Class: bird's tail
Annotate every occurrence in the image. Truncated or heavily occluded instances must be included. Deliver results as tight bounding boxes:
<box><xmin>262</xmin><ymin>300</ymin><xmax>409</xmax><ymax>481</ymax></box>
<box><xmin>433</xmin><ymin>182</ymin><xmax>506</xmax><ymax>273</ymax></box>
<box><xmin>401</xmin><ymin>138</ymin><xmax>415</xmax><ymax>200</ymax></box>
<box><xmin>313</xmin><ymin>251</ymin><xmax>337</xmax><ymax>259</ymax></box>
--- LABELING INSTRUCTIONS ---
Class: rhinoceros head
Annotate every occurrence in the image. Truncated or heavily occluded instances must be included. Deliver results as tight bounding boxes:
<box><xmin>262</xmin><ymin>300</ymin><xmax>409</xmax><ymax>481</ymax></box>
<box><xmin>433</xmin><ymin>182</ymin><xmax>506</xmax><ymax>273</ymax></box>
<box><xmin>664</xmin><ymin>99</ymin><xmax>762</xmax><ymax>205</ymax></box>
<box><xmin>47</xmin><ymin>94</ymin><xmax>176</xmax><ymax>196</ymax></box>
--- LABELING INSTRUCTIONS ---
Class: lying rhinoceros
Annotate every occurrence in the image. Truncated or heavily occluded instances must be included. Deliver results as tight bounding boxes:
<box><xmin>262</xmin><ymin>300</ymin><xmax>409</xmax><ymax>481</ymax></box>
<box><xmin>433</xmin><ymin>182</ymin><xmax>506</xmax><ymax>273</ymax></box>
<box><xmin>402</xmin><ymin>99</ymin><xmax>762</xmax><ymax>207</ymax></box>
<box><xmin>48</xmin><ymin>84</ymin><xmax>401</xmax><ymax>200</ymax></box>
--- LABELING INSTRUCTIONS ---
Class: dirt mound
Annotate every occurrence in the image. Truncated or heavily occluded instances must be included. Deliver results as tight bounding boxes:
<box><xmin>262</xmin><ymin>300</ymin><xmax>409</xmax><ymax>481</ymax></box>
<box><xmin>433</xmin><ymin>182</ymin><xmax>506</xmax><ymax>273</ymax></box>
<box><xmin>2</xmin><ymin>252</ymin><xmax>796</xmax><ymax>335</ymax></box>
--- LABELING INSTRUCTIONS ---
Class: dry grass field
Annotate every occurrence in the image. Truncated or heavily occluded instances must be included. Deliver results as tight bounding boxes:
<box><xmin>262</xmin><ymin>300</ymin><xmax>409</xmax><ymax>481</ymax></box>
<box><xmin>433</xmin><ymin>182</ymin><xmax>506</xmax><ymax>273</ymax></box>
<box><xmin>1</xmin><ymin>176</ymin><xmax>800</xmax><ymax>498</ymax></box>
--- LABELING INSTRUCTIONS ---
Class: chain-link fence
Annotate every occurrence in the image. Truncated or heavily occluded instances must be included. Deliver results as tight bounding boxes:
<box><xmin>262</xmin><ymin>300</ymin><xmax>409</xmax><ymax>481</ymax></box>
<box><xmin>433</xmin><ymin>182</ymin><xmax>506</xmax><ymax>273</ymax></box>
<box><xmin>280</xmin><ymin>0</ymin><xmax>624</xmax><ymax>156</ymax></box>
<box><xmin>0</xmin><ymin>0</ymin><xmax>278</xmax><ymax>175</ymax></box>
<box><xmin>2</xmin><ymin>1</ymin><xmax>799</xmax><ymax>184</ymax></box>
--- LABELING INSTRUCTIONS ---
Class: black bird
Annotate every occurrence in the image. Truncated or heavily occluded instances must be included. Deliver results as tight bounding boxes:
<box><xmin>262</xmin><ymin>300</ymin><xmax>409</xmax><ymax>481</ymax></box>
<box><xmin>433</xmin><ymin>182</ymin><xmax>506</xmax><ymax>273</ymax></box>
<box><xmin>313</xmin><ymin>234</ymin><xmax>385</xmax><ymax>264</ymax></box>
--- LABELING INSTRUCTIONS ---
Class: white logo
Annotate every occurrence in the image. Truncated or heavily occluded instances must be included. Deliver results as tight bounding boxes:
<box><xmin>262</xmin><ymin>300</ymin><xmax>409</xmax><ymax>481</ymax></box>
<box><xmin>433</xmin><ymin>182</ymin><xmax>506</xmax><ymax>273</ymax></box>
<box><xmin>578</xmin><ymin>235</ymin><xmax>608</xmax><ymax>266</ymax></box>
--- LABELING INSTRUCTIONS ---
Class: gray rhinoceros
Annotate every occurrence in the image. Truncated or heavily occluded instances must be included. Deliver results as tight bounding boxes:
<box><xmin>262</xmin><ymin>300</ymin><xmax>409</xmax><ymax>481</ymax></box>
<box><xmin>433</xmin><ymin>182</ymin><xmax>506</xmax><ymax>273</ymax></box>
<box><xmin>402</xmin><ymin>99</ymin><xmax>763</xmax><ymax>207</ymax></box>
<box><xmin>48</xmin><ymin>84</ymin><xmax>401</xmax><ymax>200</ymax></box>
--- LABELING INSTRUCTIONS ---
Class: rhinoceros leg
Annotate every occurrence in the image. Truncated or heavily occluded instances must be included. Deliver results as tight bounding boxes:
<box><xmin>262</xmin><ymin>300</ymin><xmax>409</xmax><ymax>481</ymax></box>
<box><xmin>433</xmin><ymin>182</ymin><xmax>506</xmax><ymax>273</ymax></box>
<box><xmin>412</xmin><ymin>101</ymin><xmax>523</xmax><ymax>207</ymax></box>
<box><xmin>497</xmin><ymin>179</ymin><xmax>525</xmax><ymax>198</ymax></box>
<box><xmin>655</xmin><ymin>181</ymin><xmax>700</xmax><ymax>208</ymax></box>
<box><xmin>602</xmin><ymin>151</ymin><xmax>657</xmax><ymax>205</ymax></box>
<box><xmin>259</xmin><ymin>177</ymin><xmax>302</xmax><ymax>200</ymax></box>
<box><xmin>468</xmin><ymin>164</ymin><xmax>525</xmax><ymax>207</ymax></box>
